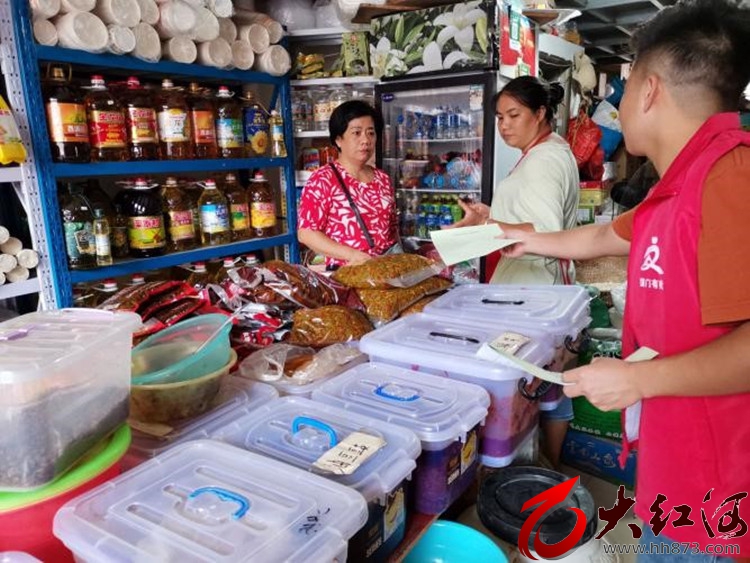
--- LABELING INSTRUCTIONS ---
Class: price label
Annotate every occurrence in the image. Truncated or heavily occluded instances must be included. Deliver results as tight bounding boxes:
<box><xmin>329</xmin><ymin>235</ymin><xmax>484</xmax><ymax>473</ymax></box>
<box><xmin>313</xmin><ymin>431</ymin><xmax>385</xmax><ymax>475</ymax></box>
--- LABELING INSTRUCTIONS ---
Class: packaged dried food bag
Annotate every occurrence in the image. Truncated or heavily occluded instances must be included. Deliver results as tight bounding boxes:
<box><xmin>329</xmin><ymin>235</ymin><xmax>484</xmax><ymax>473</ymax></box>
<box><xmin>289</xmin><ymin>305</ymin><xmax>373</xmax><ymax>348</ymax></box>
<box><xmin>398</xmin><ymin>293</ymin><xmax>444</xmax><ymax>318</ymax></box>
<box><xmin>357</xmin><ymin>277</ymin><xmax>452</xmax><ymax>324</ymax></box>
<box><xmin>0</xmin><ymin>95</ymin><xmax>27</xmax><ymax>164</ymax></box>
<box><xmin>97</xmin><ymin>281</ymin><xmax>183</xmax><ymax>313</ymax></box>
<box><xmin>332</xmin><ymin>254</ymin><xmax>443</xmax><ymax>289</ymax></box>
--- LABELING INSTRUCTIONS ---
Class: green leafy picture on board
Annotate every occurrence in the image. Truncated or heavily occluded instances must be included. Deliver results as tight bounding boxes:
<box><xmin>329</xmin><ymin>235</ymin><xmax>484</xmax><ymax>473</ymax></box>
<box><xmin>369</xmin><ymin>1</ymin><xmax>497</xmax><ymax>79</ymax></box>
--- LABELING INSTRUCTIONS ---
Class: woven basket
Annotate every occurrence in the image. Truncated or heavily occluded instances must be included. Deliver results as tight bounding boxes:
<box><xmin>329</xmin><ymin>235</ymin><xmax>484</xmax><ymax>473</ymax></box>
<box><xmin>570</xmin><ymin>397</ymin><xmax>623</xmax><ymax>440</ymax></box>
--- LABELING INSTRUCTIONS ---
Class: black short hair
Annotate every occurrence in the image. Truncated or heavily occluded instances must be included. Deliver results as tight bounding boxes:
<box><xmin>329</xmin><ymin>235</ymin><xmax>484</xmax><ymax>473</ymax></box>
<box><xmin>329</xmin><ymin>100</ymin><xmax>383</xmax><ymax>151</ymax></box>
<box><xmin>493</xmin><ymin>76</ymin><xmax>565</xmax><ymax>124</ymax></box>
<box><xmin>631</xmin><ymin>0</ymin><xmax>750</xmax><ymax>111</ymax></box>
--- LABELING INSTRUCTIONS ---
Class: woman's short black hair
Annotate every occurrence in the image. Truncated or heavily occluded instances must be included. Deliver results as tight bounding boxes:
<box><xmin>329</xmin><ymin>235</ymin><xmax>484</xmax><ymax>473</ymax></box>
<box><xmin>493</xmin><ymin>76</ymin><xmax>565</xmax><ymax>124</ymax></box>
<box><xmin>329</xmin><ymin>100</ymin><xmax>383</xmax><ymax>151</ymax></box>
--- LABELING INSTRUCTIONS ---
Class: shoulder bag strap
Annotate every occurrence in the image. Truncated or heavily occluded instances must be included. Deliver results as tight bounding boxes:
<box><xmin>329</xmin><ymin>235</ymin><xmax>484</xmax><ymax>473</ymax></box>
<box><xmin>329</xmin><ymin>163</ymin><xmax>375</xmax><ymax>249</ymax></box>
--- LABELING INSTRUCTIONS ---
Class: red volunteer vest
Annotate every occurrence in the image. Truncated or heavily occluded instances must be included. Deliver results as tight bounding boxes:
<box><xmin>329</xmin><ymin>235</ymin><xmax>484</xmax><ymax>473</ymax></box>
<box><xmin>622</xmin><ymin>113</ymin><xmax>750</xmax><ymax>551</ymax></box>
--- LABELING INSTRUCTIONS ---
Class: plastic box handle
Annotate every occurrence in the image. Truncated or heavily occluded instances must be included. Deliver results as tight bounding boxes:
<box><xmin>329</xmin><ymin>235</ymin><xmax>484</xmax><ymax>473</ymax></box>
<box><xmin>375</xmin><ymin>383</ymin><xmax>420</xmax><ymax>402</ymax></box>
<box><xmin>292</xmin><ymin>416</ymin><xmax>338</xmax><ymax>448</ymax></box>
<box><xmin>188</xmin><ymin>487</ymin><xmax>250</xmax><ymax>520</ymax></box>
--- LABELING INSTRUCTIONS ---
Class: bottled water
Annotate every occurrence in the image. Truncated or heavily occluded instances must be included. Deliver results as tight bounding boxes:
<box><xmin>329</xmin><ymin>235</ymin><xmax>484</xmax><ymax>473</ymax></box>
<box><xmin>435</xmin><ymin>106</ymin><xmax>447</xmax><ymax>139</ymax></box>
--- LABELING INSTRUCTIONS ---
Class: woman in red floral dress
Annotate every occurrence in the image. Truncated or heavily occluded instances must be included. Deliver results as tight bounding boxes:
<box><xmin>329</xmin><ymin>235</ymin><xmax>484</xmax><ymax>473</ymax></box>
<box><xmin>298</xmin><ymin>100</ymin><xmax>399</xmax><ymax>270</ymax></box>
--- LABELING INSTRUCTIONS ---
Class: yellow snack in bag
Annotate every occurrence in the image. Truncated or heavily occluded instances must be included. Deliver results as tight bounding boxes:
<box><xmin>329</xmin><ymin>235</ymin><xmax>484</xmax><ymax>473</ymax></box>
<box><xmin>0</xmin><ymin>95</ymin><xmax>26</xmax><ymax>165</ymax></box>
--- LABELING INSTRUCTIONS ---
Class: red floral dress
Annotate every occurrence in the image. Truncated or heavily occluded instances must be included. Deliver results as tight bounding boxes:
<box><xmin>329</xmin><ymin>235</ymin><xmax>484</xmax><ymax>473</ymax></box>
<box><xmin>298</xmin><ymin>161</ymin><xmax>398</xmax><ymax>267</ymax></box>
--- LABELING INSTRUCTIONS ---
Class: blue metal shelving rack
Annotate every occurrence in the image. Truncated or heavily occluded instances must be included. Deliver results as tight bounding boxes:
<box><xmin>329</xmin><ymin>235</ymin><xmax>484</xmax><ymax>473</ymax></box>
<box><xmin>9</xmin><ymin>0</ymin><xmax>299</xmax><ymax>307</ymax></box>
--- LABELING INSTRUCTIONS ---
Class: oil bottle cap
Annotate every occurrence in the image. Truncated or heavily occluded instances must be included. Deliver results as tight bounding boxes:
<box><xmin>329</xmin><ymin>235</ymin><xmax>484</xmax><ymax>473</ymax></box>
<box><xmin>50</xmin><ymin>66</ymin><xmax>66</xmax><ymax>80</ymax></box>
<box><xmin>245</xmin><ymin>255</ymin><xmax>259</xmax><ymax>265</ymax></box>
<box><xmin>126</xmin><ymin>76</ymin><xmax>140</xmax><ymax>88</ymax></box>
<box><xmin>217</xmin><ymin>86</ymin><xmax>232</xmax><ymax>97</ymax></box>
<box><xmin>193</xmin><ymin>261</ymin><xmax>207</xmax><ymax>272</ymax></box>
<box><xmin>204</xmin><ymin>179</ymin><xmax>217</xmax><ymax>188</ymax></box>
<box><xmin>225</xmin><ymin>172</ymin><xmax>236</xmax><ymax>182</ymax></box>
<box><xmin>253</xmin><ymin>171</ymin><xmax>265</xmax><ymax>181</ymax></box>
<box><xmin>134</xmin><ymin>177</ymin><xmax>150</xmax><ymax>189</ymax></box>
<box><xmin>162</xmin><ymin>78</ymin><xmax>174</xmax><ymax>89</ymax></box>
<box><xmin>164</xmin><ymin>176</ymin><xmax>178</xmax><ymax>187</ymax></box>
<box><xmin>102</xmin><ymin>279</ymin><xmax>118</xmax><ymax>291</ymax></box>
<box><xmin>131</xmin><ymin>273</ymin><xmax>145</xmax><ymax>284</ymax></box>
<box><xmin>90</xmin><ymin>75</ymin><xmax>106</xmax><ymax>88</ymax></box>
<box><xmin>222</xmin><ymin>257</ymin><xmax>235</xmax><ymax>267</ymax></box>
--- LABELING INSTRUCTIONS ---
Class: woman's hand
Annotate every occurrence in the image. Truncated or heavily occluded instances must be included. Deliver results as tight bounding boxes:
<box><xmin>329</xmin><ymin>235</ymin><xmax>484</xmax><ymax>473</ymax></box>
<box><xmin>445</xmin><ymin>199</ymin><xmax>491</xmax><ymax>229</ymax></box>
<box><xmin>562</xmin><ymin>357</ymin><xmax>644</xmax><ymax>411</ymax></box>
<box><xmin>498</xmin><ymin>223</ymin><xmax>535</xmax><ymax>257</ymax></box>
<box><xmin>346</xmin><ymin>249</ymin><xmax>372</xmax><ymax>265</ymax></box>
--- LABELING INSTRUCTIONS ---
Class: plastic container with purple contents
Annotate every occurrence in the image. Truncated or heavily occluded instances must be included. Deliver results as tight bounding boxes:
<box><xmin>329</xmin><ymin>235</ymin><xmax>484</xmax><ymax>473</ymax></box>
<box><xmin>423</xmin><ymin>284</ymin><xmax>591</xmax><ymax>411</ymax></box>
<box><xmin>312</xmin><ymin>363</ymin><xmax>490</xmax><ymax>515</ymax></box>
<box><xmin>123</xmin><ymin>378</ymin><xmax>278</xmax><ymax>469</ymax></box>
<box><xmin>210</xmin><ymin>396</ymin><xmax>421</xmax><ymax>562</ymax></box>
<box><xmin>359</xmin><ymin>313</ymin><xmax>556</xmax><ymax>467</ymax></box>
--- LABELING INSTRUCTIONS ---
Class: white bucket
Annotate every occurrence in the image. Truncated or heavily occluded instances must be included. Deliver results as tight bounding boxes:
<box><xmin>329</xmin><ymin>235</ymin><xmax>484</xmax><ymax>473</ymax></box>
<box><xmin>233</xmin><ymin>11</ymin><xmax>283</xmax><ymax>44</ymax></box>
<box><xmin>107</xmin><ymin>24</ymin><xmax>136</xmax><ymax>54</ymax></box>
<box><xmin>238</xmin><ymin>23</ymin><xmax>269</xmax><ymax>54</ymax></box>
<box><xmin>54</xmin><ymin>11</ymin><xmax>108</xmax><ymax>52</ymax></box>
<box><xmin>59</xmin><ymin>0</ymin><xmax>94</xmax><ymax>13</ymax></box>
<box><xmin>162</xmin><ymin>35</ymin><xmax>197</xmax><ymax>64</ymax></box>
<box><xmin>190</xmin><ymin>7</ymin><xmax>220</xmax><ymax>42</ymax></box>
<box><xmin>231</xmin><ymin>39</ymin><xmax>254</xmax><ymax>70</ymax></box>
<box><xmin>30</xmin><ymin>0</ymin><xmax>61</xmax><ymax>19</ymax></box>
<box><xmin>217</xmin><ymin>17</ymin><xmax>236</xmax><ymax>42</ymax></box>
<box><xmin>136</xmin><ymin>0</ymin><xmax>160</xmax><ymax>25</ymax></box>
<box><xmin>254</xmin><ymin>45</ymin><xmax>291</xmax><ymax>77</ymax></box>
<box><xmin>156</xmin><ymin>0</ymin><xmax>197</xmax><ymax>38</ymax></box>
<box><xmin>33</xmin><ymin>19</ymin><xmax>58</xmax><ymax>46</ymax></box>
<box><xmin>94</xmin><ymin>0</ymin><xmax>141</xmax><ymax>28</ymax></box>
<box><xmin>132</xmin><ymin>22</ymin><xmax>161</xmax><ymax>62</ymax></box>
<box><xmin>197</xmin><ymin>37</ymin><xmax>232</xmax><ymax>68</ymax></box>
<box><xmin>207</xmin><ymin>0</ymin><xmax>233</xmax><ymax>18</ymax></box>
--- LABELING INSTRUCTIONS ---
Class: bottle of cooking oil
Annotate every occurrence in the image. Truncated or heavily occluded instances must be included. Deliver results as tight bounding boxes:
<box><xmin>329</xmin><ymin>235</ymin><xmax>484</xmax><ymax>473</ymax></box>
<box><xmin>43</xmin><ymin>65</ymin><xmax>90</xmax><ymax>163</ymax></box>
<box><xmin>269</xmin><ymin>110</ymin><xmax>287</xmax><ymax>158</ymax></box>
<box><xmin>93</xmin><ymin>208</ymin><xmax>113</xmax><ymax>266</ymax></box>
<box><xmin>156</xmin><ymin>79</ymin><xmax>193</xmax><ymax>160</ymax></box>
<box><xmin>242</xmin><ymin>90</ymin><xmax>269</xmax><ymax>157</ymax></box>
<box><xmin>111</xmin><ymin>201</ymin><xmax>130</xmax><ymax>259</ymax></box>
<box><xmin>120</xmin><ymin>76</ymin><xmax>160</xmax><ymax>161</ymax></box>
<box><xmin>91</xmin><ymin>279</ymin><xmax>119</xmax><ymax>307</ymax></box>
<box><xmin>84</xmin><ymin>75</ymin><xmax>128</xmax><ymax>162</ymax></box>
<box><xmin>162</xmin><ymin>176</ymin><xmax>197</xmax><ymax>252</ymax></box>
<box><xmin>187</xmin><ymin>82</ymin><xmax>218</xmax><ymax>159</ymax></box>
<box><xmin>248</xmin><ymin>170</ymin><xmax>277</xmax><ymax>238</ymax></box>
<box><xmin>123</xmin><ymin>178</ymin><xmax>167</xmax><ymax>258</ymax></box>
<box><xmin>186</xmin><ymin>261</ymin><xmax>212</xmax><ymax>291</ymax></box>
<box><xmin>213</xmin><ymin>256</ymin><xmax>237</xmax><ymax>285</ymax></box>
<box><xmin>223</xmin><ymin>172</ymin><xmax>251</xmax><ymax>241</ymax></box>
<box><xmin>60</xmin><ymin>181</ymin><xmax>96</xmax><ymax>269</ymax></box>
<box><xmin>197</xmin><ymin>178</ymin><xmax>230</xmax><ymax>246</ymax></box>
<box><xmin>215</xmin><ymin>86</ymin><xmax>244</xmax><ymax>159</ymax></box>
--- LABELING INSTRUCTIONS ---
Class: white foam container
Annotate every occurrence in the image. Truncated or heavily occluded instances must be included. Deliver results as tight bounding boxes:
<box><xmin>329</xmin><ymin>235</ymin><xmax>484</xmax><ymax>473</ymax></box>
<box><xmin>53</xmin><ymin>440</ymin><xmax>368</xmax><ymax>563</ymax></box>
<box><xmin>359</xmin><ymin>313</ymin><xmax>556</xmax><ymax>467</ymax></box>
<box><xmin>0</xmin><ymin>309</ymin><xmax>140</xmax><ymax>490</ymax></box>
<box><xmin>123</xmin><ymin>378</ymin><xmax>277</xmax><ymax>469</ymax></box>
<box><xmin>312</xmin><ymin>362</ymin><xmax>489</xmax><ymax>514</ymax></box>
<box><xmin>211</xmin><ymin>396</ymin><xmax>420</xmax><ymax>561</ymax></box>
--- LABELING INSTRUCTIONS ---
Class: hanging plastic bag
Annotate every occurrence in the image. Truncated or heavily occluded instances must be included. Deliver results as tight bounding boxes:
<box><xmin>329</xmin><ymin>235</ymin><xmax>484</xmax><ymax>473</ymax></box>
<box><xmin>566</xmin><ymin>109</ymin><xmax>602</xmax><ymax>168</ymax></box>
<box><xmin>0</xmin><ymin>95</ymin><xmax>27</xmax><ymax>165</ymax></box>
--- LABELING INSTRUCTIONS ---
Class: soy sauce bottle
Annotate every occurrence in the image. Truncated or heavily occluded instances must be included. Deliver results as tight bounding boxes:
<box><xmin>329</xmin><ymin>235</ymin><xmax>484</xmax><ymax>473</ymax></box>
<box><xmin>43</xmin><ymin>65</ymin><xmax>90</xmax><ymax>163</ymax></box>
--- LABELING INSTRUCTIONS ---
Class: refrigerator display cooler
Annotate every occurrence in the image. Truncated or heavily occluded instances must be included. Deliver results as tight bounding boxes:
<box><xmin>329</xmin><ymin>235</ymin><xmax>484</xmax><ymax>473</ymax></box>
<box><xmin>376</xmin><ymin>72</ymin><xmax>497</xmax><ymax>283</ymax></box>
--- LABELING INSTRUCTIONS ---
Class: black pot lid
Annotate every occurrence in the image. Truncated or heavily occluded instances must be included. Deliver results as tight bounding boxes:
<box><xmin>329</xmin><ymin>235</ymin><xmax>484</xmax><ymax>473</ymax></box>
<box><xmin>477</xmin><ymin>466</ymin><xmax>598</xmax><ymax>549</ymax></box>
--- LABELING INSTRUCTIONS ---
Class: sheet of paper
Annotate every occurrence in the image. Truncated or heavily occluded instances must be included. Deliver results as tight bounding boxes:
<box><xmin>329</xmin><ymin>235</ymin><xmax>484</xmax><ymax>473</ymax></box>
<box><xmin>313</xmin><ymin>431</ymin><xmax>385</xmax><ymax>476</ymax></box>
<box><xmin>429</xmin><ymin>224</ymin><xmax>520</xmax><ymax>266</ymax></box>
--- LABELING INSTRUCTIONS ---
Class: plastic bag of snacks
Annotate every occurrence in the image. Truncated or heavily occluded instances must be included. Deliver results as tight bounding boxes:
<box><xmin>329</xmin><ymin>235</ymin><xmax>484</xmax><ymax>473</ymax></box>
<box><xmin>357</xmin><ymin>277</ymin><xmax>452</xmax><ymax>323</ymax></box>
<box><xmin>289</xmin><ymin>305</ymin><xmax>373</xmax><ymax>347</ymax></box>
<box><xmin>398</xmin><ymin>294</ymin><xmax>444</xmax><ymax>318</ymax></box>
<box><xmin>332</xmin><ymin>254</ymin><xmax>443</xmax><ymax>289</ymax></box>
<box><xmin>0</xmin><ymin>95</ymin><xmax>26</xmax><ymax>165</ymax></box>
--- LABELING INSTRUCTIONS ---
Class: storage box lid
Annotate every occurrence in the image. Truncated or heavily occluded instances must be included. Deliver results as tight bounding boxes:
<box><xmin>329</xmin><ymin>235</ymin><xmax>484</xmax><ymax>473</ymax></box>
<box><xmin>423</xmin><ymin>284</ymin><xmax>590</xmax><ymax>343</ymax></box>
<box><xmin>311</xmin><ymin>363</ymin><xmax>489</xmax><ymax>449</ymax></box>
<box><xmin>359</xmin><ymin>314</ymin><xmax>556</xmax><ymax>382</ymax></box>
<box><xmin>53</xmin><ymin>440</ymin><xmax>368</xmax><ymax>563</ymax></box>
<box><xmin>211</xmin><ymin>397</ymin><xmax>420</xmax><ymax>502</ymax></box>
<box><xmin>0</xmin><ymin>309</ymin><xmax>141</xmax><ymax>383</ymax></box>
<box><xmin>129</xmin><ymin>379</ymin><xmax>278</xmax><ymax>459</ymax></box>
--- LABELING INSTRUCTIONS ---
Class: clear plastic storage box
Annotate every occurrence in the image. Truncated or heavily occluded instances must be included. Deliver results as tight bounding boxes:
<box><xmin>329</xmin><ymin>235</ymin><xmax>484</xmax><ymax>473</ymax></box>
<box><xmin>423</xmin><ymin>284</ymin><xmax>591</xmax><ymax>348</ymax></box>
<box><xmin>211</xmin><ymin>396</ymin><xmax>421</xmax><ymax>561</ymax></box>
<box><xmin>53</xmin><ymin>440</ymin><xmax>368</xmax><ymax>563</ymax></box>
<box><xmin>0</xmin><ymin>309</ymin><xmax>140</xmax><ymax>490</ymax></box>
<box><xmin>123</xmin><ymin>378</ymin><xmax>278</xmax><ymax>469</ymax></box>
<box><xmin>312</xmin><ymin>362</ymin><xmax>490</xmax><ymax>514</ymax></box>
<box><xmin>358</xmin><ymin>313</ymin><xmax>556</xmax><ymax>467</ymax></box>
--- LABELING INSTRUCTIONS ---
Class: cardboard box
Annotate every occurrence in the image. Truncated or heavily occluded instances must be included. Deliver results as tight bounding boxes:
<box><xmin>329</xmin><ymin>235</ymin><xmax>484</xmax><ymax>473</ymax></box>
<box><xmin>579</xmin><ymin>180</ymin><xmax>611</xmax><ymax>206</ymax></box>
<box><xmin>369</xmin><ymin>1</ymin><xmax>498</xmax><ymax>79</ymax></box>
<box><xmin>562</xmin><ymin>429</ymin><xmax>636</xmax><ymax>489</ymax></box>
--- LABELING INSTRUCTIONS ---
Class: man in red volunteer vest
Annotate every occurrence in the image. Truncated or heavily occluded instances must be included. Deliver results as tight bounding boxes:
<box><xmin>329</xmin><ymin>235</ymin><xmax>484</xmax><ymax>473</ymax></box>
<box><xmin>503</xmin><ymin>0</ymin><xmax>750</xmax><ymax>560</ymax></box>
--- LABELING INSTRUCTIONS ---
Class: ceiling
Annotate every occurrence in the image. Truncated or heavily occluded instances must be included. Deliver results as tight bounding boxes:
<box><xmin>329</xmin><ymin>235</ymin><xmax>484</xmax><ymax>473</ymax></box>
<box><xmin>554</xmin><ymin>0</ymin><xmax>678</xmax><ymax>68</ymax></box>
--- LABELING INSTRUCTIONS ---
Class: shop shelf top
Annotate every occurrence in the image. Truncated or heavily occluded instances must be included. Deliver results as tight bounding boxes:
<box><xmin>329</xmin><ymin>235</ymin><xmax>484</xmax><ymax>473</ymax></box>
<box><xmin>69</xmin><ymin>233</ymin><xmax>295</xmax><ymax>283</ymax></box>
<box><xmin>52</xmin><ymin>157</ymin><xmax>287</xmax><ymax>178</ymax></box>
<box><xmin>35</xmin><ymin>46</ymin><xmax>285</xmax><ymax>85</ymax></box>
